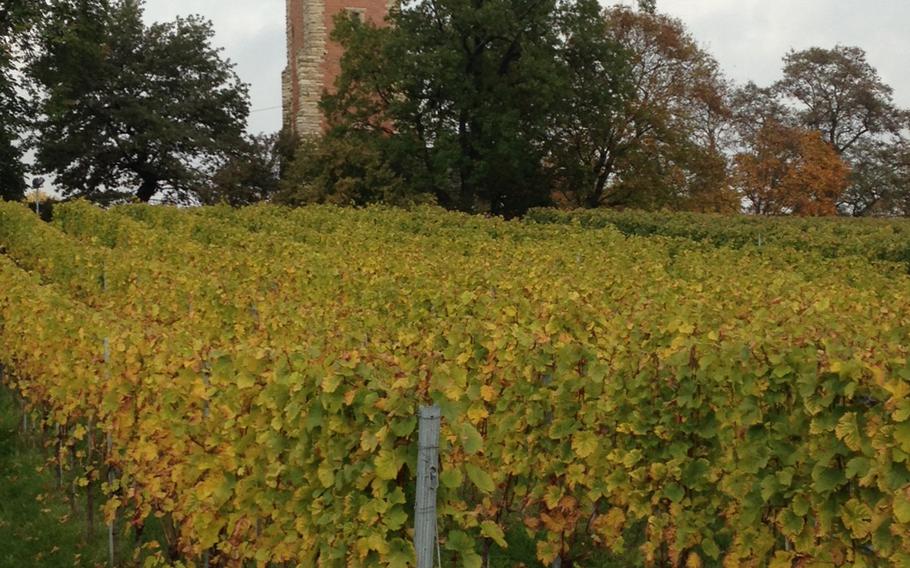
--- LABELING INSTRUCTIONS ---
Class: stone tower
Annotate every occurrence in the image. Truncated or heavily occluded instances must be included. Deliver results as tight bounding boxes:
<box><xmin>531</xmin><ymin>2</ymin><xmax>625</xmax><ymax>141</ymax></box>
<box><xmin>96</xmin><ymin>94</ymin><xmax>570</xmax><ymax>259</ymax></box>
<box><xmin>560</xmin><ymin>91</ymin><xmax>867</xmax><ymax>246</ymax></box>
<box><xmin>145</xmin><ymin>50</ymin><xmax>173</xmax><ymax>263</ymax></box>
<box><xmin>282</xmin><ymin>0</ymin><xmax>390</xmax><ymax>137</ymax></box>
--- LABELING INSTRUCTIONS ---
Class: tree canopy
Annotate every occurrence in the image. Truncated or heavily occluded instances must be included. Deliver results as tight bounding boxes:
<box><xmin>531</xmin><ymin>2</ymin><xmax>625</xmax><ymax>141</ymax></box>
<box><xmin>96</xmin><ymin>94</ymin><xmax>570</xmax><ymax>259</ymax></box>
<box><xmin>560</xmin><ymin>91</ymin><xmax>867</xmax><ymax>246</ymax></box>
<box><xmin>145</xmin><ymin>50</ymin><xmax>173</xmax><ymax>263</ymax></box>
<box><xmin>198</xmin><ymin>132</ymin><xmax>295</xmax><ymax>207</ymax></box>
<box><xmin>30</xmin><ymin>0</ymin><xmax>250</xmax><ymax>204</ymax></box>
<box><xmin>577</xmin><ymin>6</ymin><xmax>736</xmax><ymax>211</ymax></box>
<box><xmin>776</xmin><ymin>46</ymin><xmax>903</xmax><ymax>155</ymax></box>
<box><xmin>287</xmin><ymin>0</ymin><xmax>631</xmax><ymax>217</ymax></box>
<box><xmin>2</xmin><ymin>0</ymin><xmax>909</xmax><ymax>217</ymax></box>
<box><xmin>0</xmin><ymin>0</ymin><xmax>45</xmax><ymax>201</ymax></box>
<box><xmin>734</xmin><ymin>122</ymin><xmax>851</xmax><ymax>216</ymax></box>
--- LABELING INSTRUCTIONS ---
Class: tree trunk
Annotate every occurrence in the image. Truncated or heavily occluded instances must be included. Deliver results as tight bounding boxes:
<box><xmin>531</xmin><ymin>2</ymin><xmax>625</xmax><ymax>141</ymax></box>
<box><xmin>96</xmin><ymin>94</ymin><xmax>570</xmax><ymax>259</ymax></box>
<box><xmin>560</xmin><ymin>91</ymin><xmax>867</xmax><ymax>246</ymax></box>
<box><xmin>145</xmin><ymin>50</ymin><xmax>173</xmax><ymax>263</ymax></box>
<box><xmin>588</xmin><ymin>150</ymin><xmax>614</xmax><ymax>208</ymax></box>
<box><xmin>137</xmin><ymin>178</ymin><xmax>159</xmax><ymax>203</ymax></box>
<box><xmin>458</xmin><ymin>115</ymin><xmax>475</xmax><ymax>212</ymax></box>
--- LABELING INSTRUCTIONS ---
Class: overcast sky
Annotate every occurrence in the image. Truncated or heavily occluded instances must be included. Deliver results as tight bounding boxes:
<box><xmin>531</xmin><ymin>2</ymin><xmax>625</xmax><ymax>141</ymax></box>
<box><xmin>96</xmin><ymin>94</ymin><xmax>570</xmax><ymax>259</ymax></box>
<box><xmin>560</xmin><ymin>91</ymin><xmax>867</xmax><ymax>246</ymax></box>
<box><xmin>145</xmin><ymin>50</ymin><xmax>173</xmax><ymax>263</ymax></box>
<box><xmin>142</xmin><ymin>0</ymin><xmax>910</xmax><ymax>135</ymax></box>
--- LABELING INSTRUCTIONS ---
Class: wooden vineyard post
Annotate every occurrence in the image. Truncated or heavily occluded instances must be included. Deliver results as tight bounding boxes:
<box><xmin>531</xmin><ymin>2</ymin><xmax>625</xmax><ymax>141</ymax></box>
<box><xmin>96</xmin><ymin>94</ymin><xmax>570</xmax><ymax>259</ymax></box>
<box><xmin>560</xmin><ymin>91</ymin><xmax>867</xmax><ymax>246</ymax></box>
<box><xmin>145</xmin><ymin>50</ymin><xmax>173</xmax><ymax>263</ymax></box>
<box><xmin>415</xmin><ymin>405</ymin><xmax>441</xmax><ymax>568</ymax></box>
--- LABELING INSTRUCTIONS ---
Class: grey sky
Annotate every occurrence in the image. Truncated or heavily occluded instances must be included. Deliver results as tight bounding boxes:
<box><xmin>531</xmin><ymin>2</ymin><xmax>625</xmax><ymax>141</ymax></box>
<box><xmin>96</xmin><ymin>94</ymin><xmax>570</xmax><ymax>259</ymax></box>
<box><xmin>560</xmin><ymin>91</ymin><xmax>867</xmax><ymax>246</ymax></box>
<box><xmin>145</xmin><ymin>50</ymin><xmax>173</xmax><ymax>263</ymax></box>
<box><xmin>142</xmin><ymin>0</ymin><xmax>910</xmax><ymax>135</ymax></box>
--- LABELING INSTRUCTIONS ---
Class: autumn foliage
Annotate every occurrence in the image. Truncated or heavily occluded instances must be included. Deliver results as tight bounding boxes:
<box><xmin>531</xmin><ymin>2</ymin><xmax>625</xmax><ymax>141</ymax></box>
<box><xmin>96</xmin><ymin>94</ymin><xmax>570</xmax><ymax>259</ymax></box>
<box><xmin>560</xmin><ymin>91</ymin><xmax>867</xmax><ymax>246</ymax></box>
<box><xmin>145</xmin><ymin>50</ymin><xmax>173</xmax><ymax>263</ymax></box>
<box><xmin>5</xmin><ymin>201</ymin><xmax>910</xmax><ymax>566</ymax></box>
<box><xmin>734</xmin><ymin>122</ymin><xmax>851</xmax><ymax>216</ymax></box>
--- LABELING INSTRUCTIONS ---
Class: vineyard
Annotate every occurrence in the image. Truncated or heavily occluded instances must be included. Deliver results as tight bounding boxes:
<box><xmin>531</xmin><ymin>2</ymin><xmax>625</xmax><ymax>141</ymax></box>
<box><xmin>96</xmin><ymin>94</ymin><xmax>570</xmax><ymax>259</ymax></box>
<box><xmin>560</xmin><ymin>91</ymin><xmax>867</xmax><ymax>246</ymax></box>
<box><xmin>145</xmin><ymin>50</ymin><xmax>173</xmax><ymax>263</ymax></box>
<box><xmin>1</xmin><ymin>201</ymin><xmax>910</xmax><ymax>567</ymax></box>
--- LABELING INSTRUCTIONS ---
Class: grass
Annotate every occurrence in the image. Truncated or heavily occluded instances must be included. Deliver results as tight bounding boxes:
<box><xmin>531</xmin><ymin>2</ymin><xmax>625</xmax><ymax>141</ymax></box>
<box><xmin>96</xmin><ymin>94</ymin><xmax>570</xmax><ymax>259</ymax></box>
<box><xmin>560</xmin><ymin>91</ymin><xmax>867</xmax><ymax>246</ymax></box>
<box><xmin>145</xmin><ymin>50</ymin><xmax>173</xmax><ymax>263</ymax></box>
<box><xmin>0</xmin><ymin>387</ymin><xmax>119</xmax><ymax>568</ymax></box>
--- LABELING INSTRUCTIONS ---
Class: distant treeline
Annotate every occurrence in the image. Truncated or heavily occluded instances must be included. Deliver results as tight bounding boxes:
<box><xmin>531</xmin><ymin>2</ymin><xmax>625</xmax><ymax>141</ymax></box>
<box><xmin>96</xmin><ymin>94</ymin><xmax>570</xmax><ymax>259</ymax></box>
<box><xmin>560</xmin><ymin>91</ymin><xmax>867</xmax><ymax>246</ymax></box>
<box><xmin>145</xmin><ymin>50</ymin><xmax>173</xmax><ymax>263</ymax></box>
<box><xmin>1</xmin><ymin>0</ymin><xmax>908</xmax><ymax>217</ymax></box>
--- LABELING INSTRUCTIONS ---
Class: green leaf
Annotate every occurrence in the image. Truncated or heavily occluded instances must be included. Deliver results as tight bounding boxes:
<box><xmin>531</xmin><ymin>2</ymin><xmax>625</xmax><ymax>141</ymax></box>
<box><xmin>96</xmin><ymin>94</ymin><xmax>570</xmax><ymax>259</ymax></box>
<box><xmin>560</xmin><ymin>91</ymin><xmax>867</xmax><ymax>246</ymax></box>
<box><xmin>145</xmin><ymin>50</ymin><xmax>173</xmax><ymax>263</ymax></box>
<box><xmin>391</xmin><ymin>417</ymin><xmax>417</xmax><ymax>437</ymax></box>
<box><xmin>548</xmin><ymin>418</ymin><xmax>576</xmax><ymax>439</ymax></box>
<box><xmin>845</xmin><ymin>457</ymin><xmax>871</xmax><ymax>479</ymax></box>
<box><xmin>760</xmin><ymin>476</ymin><xmax>779</xmax><ymax>502</ymax></box>
<box><xmin>321</xmin><ymin>371</ymin><xmax>342</xmax><ymax>394</ymax></box>
<box><xmin>440</xmin><ymin>467</ymin><xmax>463</xmax><ymax>489</ymax></box>
<box><xmin>811</xmin><ymin>465</ymin><xmax>845</xmax><ymax>494</ymax></box>
<box><xmin>778</xmin><ymin>509</ymin><xmax>804</xmax><ymax>537</ymax></box>
<box><xmin>776</xmin><ymin>467</ymin><xmax>795</xmax><ymax>487</ymax></box>
<box><xmin>664</xmin><ymin>483</ymin><xmax>685</xmax><ymax>503</ymax></box>
<box><xmin>464</xmin><ymin>463</ymin><xmax>495</xmax><ymax>493</ymax></box>
<box><xmin>317</xmin><ymin>464</ymin><xmax>335</xmax><ymax>488</ymax></box>
<box><xmin>791</xmin><ymin>494</ymin><xmax>810</xmax><ymax>517</ymax></box>
<box><xmin>375</xmin><ymin>449</ymin><xmax>402</xmax><ymax>480</ymax></box>
<box><xmin>459</xmin><ymin>423</ymin><xmax>484</xmax><ymax>455</ymax></box>
<box><xmin>895</xmin><ymin>422</ymin><xmax>910</xmax><ymax>453</ymax></box>
<box><xmin>445</xmin><ymin>530</ymin><xmax>475</xmax><ymax>553</ymax></box>
<box><xmin>701</xmin><ymin>537</ymin><xmax>720</xmax><ymax>560</ymax></box>
<box><xmin>386</xmin><ymin>540</ymin><xmax>414</xmax><ymax>568</ymax></box>
<box><xmin>383</xmin><ymin>507</ymin><xmax>409</xmax><ymax>531</ymax></box>
<box><xmin>463</xmin><ymin>551</ymin><xmax>483</xmax><ymax>568</ymax></box>
<box><xmin>840</xmin><ymin>499</ymin><xmax>872</xmax><ymax>538</ymax></box>
<box><xmin>480</xmin><ymin>520</ymin><xmax>507</xmax><ymax>548</ymax></box>
<box><xmin>770</xmin><ymin>552</ymin><xmax>796</xmax><ymax>568</ymax></box>
<box><xmin>571</xmin><ymin>431</ymin><xmax>598</xmax><ymax>459</ymax></box>
<box><xmin>682</xmin><ymin>459</ymin><xmax>710</xmax><ymax>486</ymax></box>
<box><xmin>835</xmin><ymin>412</ymin><xmax>861</xmax><ymax>451</ymax></box>
<box><xmin>895</xmin><ymin>493</ymin><xmax>910</xmax><ymax>524</ymax></box>
<box><xmin>894</xmin><ymin>401</ymin><xmax>910</xmax><ymax>422</ymax></box>
<box><xmin>237</xmin><ymin>372</ymin><xmax>256</xmax><ymax>390</ymax></box>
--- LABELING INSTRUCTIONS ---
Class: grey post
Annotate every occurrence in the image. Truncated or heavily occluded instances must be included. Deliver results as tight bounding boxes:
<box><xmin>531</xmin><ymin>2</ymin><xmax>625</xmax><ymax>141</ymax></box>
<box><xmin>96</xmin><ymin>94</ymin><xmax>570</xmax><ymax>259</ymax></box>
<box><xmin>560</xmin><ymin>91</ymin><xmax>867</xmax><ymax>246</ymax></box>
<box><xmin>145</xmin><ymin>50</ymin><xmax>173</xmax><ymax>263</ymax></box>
<box><xmin>102</xmin><ymin>267</ymin><xmax>115</xmax><ymax>568</ymax></box>
<box><xmin>415</xmin><ymin>405</ymin><xmax>441</xmax><ymax>568</ymax></box>
<box><xmin>103</xmin><ymin>336</ymin><xmax>115</xmax><ymax>567</ymax></box>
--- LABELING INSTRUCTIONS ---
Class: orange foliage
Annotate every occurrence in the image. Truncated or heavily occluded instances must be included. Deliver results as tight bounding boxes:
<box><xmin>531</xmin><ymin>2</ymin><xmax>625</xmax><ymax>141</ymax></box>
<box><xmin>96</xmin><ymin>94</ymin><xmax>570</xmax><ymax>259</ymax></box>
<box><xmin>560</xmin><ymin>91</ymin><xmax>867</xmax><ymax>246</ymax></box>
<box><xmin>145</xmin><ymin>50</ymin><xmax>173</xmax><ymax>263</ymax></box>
<box><xmin>734</xmin><ymin>122</ymin><xmax>850</xmax><ymax>216</ymax></box>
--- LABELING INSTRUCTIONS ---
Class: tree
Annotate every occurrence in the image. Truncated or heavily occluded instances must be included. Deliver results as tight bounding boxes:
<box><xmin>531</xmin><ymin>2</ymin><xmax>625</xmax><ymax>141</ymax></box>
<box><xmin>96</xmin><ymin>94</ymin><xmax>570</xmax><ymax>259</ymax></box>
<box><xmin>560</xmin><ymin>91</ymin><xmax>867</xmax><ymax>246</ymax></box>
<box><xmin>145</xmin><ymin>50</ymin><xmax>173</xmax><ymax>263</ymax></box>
<box><xmin>840</xmin><ymin>138</ymin><xmax>910</xmax><ymax>215</ymax></box>
<box><xmin>196</xmin><ymin>132</ymin><xmax>293</xmax><ymax>206</ymax></box>
<box><xmin>0</xmin><ymin>128</ymin><xmax>27</xmax><ymax>202</ymax></box>
<box><xmin>773</xmin><ymin>46</ymin><xmax>910</xmax><ymax>215</ymax></box>
<box><xmin>0</xmin><ymin>0</ymin><xmax>46</xmax><ymax>201</ymax></box>
<box><xmin>31</xmin><ymin>0</ymin><xmax>250</xmax><ymax>204</ymax></box>
<box><xmin>315</xmin><ymin>0</ymin><xmax>629</xmax><ymax>217</ymax></box>
<box><xmin>776</xmin><ymin>46</ymin><xmax>903</xmax><ymax>156</ymax></box>
<box><xmin>545</xmin><ymin>1</ymin><xmax>633</xmax><ymax>208</ymax></box>
<box><xmin>891</xmin><ymin>141</ymin><xmax>910</xmax><ymax>214</ymax></box>
<box><xmin>275</xmin><ymin>132</ymin><xmax>429</xmax><ymax>207</ymax></box>
<box><xmin>733</xmin><ymin>122</ymin><xmax>850</xmax><ymax>216</ymax></box>
<box><xmin>563</xmin><ymin>6</ymin><xmax>735</xmax><ymax>211</ymax></box>
<box><xmin>729</xmin><ymin>82</ymin><xmax>795</xmax><ymax>147</ymax></box>
<box><xmin>637</xmin><ymin>0</ymin><xmax>657</xmax><ymax>14</ymax></box>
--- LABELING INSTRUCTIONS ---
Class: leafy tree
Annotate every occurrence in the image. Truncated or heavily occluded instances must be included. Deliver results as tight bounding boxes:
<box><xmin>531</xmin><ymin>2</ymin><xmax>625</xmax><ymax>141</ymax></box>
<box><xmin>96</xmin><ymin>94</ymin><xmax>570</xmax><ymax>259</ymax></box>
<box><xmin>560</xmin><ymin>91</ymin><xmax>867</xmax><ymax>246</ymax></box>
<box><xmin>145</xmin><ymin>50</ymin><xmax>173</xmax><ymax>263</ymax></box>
<box><xmin>545</xmin><ymin>1</ymin><xmax>632</xmax><ymax>208</ymax></box>
<box><xmin>197</xmin><ymin>132</ymin><xmax>296</xmax><ymax>206</ymax></box>
<box><xmin>733</xmin><ymin>48</ymin><xmax>909</xmax><ymax>216</ymax></box>
<box><xmin>840</xmin><ymin>138</ymin><xmax>910</xmax><ymax>216</ymax></box>
<box><xmin>275</xmin><ymin>133</ymin><xmax>426</xmax><ymax>207</ymax></box>
<box><xmin>776</xmin><ymin>46</ymin><xmax>903</xmax><ymax>155</ymax></box>
<box><xmin>566</xmin><ymin>6</ymin><xmax>735</xmax><ymax>211</ymax></box>
<box><xmin>0</xmin><ymin>129</ymin><xmax>27</xmax><ymax>201</ymax></box>
<box><xmin>733</xmin><ymin>121</ymin><xmax>850</xmax><ymax>216</ymax></box>
<box><xmin>637</xmin><ymin>0</ymin><xmax>657</xmax><ymax>14</ymax></box>
<box><xmin>315</xmin><ymin>0</ymin><xmax>629</xmax><ymax>217</ymax></box>
<box><xmin>0</xmin><ymin>0</ymin><xmax>46</xmax><ymax>201</ymax></box>
<box><xmin>729</xmin><ymin>82</ymin><xmax>795</xmax><ymax>147</ymax></box>
<box><xmin>31</xmin><ymin>0</ymin><xmax>250</xmax><ymax>204</ymax></box>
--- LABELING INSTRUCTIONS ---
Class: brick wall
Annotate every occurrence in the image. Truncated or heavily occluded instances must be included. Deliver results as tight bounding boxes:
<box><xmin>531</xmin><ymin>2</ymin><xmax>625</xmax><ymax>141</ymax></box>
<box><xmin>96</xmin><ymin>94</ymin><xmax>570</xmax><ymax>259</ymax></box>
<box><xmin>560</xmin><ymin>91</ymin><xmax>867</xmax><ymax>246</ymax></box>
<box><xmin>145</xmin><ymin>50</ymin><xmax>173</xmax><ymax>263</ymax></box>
<box><xmin>283</xmin><ymin>0</ymin><xmax>391</xmax><ymax>138</ymax></box>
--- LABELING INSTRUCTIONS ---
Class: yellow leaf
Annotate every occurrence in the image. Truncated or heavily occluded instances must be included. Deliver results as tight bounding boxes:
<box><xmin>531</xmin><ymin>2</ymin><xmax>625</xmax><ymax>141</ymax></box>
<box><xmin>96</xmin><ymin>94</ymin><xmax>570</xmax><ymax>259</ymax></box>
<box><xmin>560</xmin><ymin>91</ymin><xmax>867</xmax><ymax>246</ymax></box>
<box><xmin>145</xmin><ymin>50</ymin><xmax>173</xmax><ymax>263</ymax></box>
<box><xmin>480</xmin><ymin>385</ymin><xmax>497</xmax><ymax>402</ymax></box>
<box><xmin>480</xmin><ymin>520</ymin><xmax>507</xmax><ymax>548</ymax></box>
<box><xmin>686</xmin><ymin>552</ymin><xmax>702</xmax><ymax>568</ymax></box>
<box><xmin>375</xmin><ymin>449</ymin><xmax>402</xmax><ymax>480</ymax></box>
<box><xmin>317</xmin><ymin>465</ymin><xmax>335</xmax><ymax>488</ymax></box>
<box><xmin>571</xmin><ymin>431</ymin><xmax>598</xmax><ymax>459</ymax></box>
<box><xmin>467</xmin><ymin>404</ymin><xmax>489</xmax><ymax>422</ymax></box>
